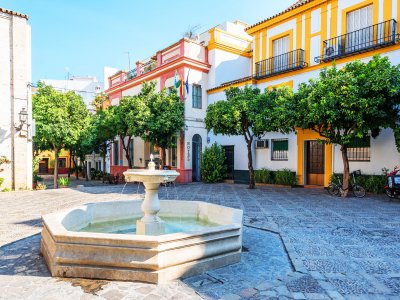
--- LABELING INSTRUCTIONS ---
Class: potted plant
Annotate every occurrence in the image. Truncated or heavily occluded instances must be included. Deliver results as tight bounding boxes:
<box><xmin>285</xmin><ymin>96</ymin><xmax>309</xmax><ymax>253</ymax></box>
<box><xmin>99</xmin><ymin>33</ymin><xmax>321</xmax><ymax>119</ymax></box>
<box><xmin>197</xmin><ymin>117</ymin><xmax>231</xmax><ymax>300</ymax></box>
<box><xmin>32</xmin><ymin>173</ymin><xmax>43</xmax><ymax>189</ymax></box>
<box><xmin>58</xmin><ymin>177</ymin><xmax>70</xmax><ymax>188</ymax></box>
<box><xmin>36</xmin><ymin>183</ymin><xmax>47</xmax><ymax>190</ymax></box>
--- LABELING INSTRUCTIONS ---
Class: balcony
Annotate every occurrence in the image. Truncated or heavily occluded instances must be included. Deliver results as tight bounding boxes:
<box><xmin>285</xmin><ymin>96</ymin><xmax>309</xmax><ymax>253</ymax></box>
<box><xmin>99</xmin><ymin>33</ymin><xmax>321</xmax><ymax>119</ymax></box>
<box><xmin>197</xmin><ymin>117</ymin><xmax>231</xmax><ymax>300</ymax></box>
<box><xmin>254</xmin><ymin>49</ymin><xmax>307</xmax><ymax>80</ymax></box>
<box><xmin>126</xmin><ymin>58</ymin><xmax>158</xmax><ymax>80</ymax></box>
<box><xmin>315</xmin><ymin>19</ymin><xmax>399</xmax><ymax>63</ymax></box>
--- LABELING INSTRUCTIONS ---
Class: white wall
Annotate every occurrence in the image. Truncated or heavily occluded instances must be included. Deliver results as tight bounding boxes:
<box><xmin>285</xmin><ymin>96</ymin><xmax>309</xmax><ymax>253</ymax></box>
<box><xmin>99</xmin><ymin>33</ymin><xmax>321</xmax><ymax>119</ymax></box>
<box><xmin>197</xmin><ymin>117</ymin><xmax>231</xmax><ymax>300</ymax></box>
<box><xmin>0</xmin><ymin>12</ymin><xmax>32</xmax><ymax>190</ymax></box>
<box><xmin>255</xmin><ymin>132</ymin><xmax>297</xmax><ymax>171</ymax></box>
<box><xmin>208</xmin><ymin>49</ymin><xmax>251</xmax><ymax>89</ymax></box>
<box><xmin>333</xmin><ymin>129</ymin><xmax>400</xmax><ymax>175</ymax></box>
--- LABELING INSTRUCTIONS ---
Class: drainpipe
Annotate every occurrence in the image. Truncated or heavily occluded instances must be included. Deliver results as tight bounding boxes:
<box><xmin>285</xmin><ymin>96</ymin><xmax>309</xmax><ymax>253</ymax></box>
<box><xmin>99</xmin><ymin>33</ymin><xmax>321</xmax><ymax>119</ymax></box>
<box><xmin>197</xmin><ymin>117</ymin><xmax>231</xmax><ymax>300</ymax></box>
<box><xmin>9</xmin><ymin>15</ymin><xmax>15</xmax><ymax>190</ymax></box>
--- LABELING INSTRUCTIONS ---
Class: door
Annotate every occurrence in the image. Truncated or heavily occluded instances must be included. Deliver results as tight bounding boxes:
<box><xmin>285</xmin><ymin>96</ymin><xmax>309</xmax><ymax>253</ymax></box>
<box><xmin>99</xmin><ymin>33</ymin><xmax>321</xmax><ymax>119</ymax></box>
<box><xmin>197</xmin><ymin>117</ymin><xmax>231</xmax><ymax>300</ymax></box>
<box><xmin>272</xmin><ymin>35</ymin><xmax>290</xmax><ymax>73</ymax></box>
<box><xmin>346</xmin><ymin>5</ymin><xmax>373</xmax><ymax>52</ymax></box>
<box><xmin>38</xmin><ymin>158</ymin><xmax>49</xmax><ymax>174</ymax></box>
<box><xmin>223</xmin><ymin>146</ymin><xmax>234</xmax><ymax>180</ymax></box>
<box><xmin>192</xmin><ymin>134</ymin><xmax>202</xmax><ymax>182</ymax></box>
<box><xmin>306</xmin><ymin>141</ymin><xmax>325</xmax><ymax>185</ymax></box>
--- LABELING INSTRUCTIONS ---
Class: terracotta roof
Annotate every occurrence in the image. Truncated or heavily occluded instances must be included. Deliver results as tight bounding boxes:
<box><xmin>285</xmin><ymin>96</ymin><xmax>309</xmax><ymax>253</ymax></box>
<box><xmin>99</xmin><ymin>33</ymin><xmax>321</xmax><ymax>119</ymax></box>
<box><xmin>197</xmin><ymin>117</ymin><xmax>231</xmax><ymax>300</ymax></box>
<box><xmin>207</xmin><ymin>76</ymin><xmax>254</xmax><ymax>92</ymax></box>
<box><xmin>246</xmin><ymin>0</ymin><xmax>314</xmax><ymax>31</ymax></box>
<box><xmin>0</xmin><ymin>7</ymin><xmax>29</xmax><ymax>19</ymax></box>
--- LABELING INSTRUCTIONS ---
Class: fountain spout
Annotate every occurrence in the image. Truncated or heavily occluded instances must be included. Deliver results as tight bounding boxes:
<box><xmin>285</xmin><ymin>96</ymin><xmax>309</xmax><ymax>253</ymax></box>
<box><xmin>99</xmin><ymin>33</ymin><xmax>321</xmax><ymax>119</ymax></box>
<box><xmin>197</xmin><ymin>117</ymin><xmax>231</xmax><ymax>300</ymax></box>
<box><xmin>123</xmin><ymin>157</ymin><xmax>179</xmax><ymax>235</ymax></box>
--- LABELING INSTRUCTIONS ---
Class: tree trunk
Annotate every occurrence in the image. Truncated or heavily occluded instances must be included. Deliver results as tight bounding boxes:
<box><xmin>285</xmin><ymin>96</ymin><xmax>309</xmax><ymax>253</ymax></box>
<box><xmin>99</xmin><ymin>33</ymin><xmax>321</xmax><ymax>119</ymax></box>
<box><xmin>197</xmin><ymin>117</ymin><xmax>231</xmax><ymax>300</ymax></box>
<box><xmin>54</xmin><ymin>148</ymin><xmax>59</xmax><ymax>189</ymax></box>
<box><xmin>67</xmin><ymin>154</ymin><xmax>71</xmax><ymax>178</ymax></box>
<box><xmin>247</xmin><ymin>138</ymin><xmax>255</xmax><ymax>189</ymax></box>
<box><xmin>160</xmin><ymin>147</ymin><xmax>166</xmax><ymax>169</ymax></box>
<box><xmin>341</xmin><ymin>145</ymin><xmax>350</xmax><ymax>197</ymax></box>
<box><xmin>83</xmin><ymin>161</ymin><xmax>89</xmax><ymax>181</ymax></box>
<box><xmin>102</xmin><ymin>142</ymin><xmax>107</xmax><ymax>172</ymax></box>
<box><xmin>72</xmin><ymin>157</ymin><xmax>79</xmax><ymax>180</ymax></box>
<box><xmin>121</xmin><ymin>135</ymin><xmax>133</xmax><ymax>168</ymax></box>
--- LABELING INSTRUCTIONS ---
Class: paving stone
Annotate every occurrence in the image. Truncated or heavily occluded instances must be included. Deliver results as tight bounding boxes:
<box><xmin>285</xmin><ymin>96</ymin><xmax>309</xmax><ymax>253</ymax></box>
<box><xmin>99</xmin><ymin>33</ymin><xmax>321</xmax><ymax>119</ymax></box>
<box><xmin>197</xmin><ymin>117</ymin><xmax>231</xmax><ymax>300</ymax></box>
<box><xmin>0</xmin><ymin>183</ymin><xmax>399</xmax><ymax>299</ymax></box>
<box><xmin>219</xmin><ymin>293</ymin><xmax>241</xmax><ymax>300</ymax></box>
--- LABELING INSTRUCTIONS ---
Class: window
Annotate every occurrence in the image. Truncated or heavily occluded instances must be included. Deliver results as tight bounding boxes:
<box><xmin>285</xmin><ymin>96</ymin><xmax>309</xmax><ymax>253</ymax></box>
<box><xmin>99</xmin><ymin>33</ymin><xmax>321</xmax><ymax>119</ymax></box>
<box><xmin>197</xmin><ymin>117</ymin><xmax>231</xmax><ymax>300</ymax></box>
<box><xmin>129</xmin><ymin>141</ymin><xmax>134</xmax><ymax>165</ymax></box>
<box><xmin>272</xmin><ymin>35</ymin><xmax>290</xmax><ymax>73</ymax></box>
<box><xmin>168</xmin><ymin>137</ymin><xmax>178</xmax><ymax>167</ymax></box>
<box><xmin>113</xmin><ymin>140</ymin><xmax>119</xmax><ymax>166</ymax></box>
<box><xmin>347</xmin><ymin>136</ymin><xmax>370</xmax><ymax>161</ymax></box>
<box><xmin>271</xmin><ymin>139</ymin><xmax>288</xmax><ymax>161</ymax></box>
<box><xmin>192</xmin><ymin>84</ymin><xmax>202</xmax><ymax>109</ymax></box>
<box><xmin>58</xmin><ymin>158</ymin><xmax>67</xmax><ymax>168</ymax></box>
<box><xmin>346</xmin><ymin>5</ymin><xmax>373</xmax><ymax>52</ymax></box>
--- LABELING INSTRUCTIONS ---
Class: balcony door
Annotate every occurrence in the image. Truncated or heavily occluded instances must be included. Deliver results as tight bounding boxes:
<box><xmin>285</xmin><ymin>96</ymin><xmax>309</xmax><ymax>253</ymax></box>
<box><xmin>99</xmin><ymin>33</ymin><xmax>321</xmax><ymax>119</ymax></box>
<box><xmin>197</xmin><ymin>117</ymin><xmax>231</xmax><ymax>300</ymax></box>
<box><xmin>346</xmin><ymin>5</ymin><xmax>373</xmax><ymax>52</ymax></box>
<box><xmin>272</xmin><ymin>35</ymin><xmax>290</xmax><ymax>74</ymax></box>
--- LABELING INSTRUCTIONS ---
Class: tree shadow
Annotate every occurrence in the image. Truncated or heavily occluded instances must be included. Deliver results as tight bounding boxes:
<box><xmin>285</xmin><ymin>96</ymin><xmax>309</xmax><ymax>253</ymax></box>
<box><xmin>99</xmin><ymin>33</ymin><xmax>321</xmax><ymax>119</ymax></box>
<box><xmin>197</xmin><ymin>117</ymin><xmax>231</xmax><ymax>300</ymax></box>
<box><xmin>0</xmin><ymin>234</ymin><xmax>49</xmax><ymax>277</ymax></box>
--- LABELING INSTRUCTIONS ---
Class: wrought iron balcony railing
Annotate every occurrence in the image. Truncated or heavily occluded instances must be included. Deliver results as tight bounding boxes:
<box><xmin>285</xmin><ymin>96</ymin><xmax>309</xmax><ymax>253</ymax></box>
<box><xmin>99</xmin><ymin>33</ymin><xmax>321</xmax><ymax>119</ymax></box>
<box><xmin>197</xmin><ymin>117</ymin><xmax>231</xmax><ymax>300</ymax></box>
<box><xmin>315</xmin><ymin>19</ymin><xmax>399</xmax><ymax>63</ymax></box>
<box><xmin>254</xmin><ymin>49</ymin><xmax>307</xmax><ymax>80</ymax></box>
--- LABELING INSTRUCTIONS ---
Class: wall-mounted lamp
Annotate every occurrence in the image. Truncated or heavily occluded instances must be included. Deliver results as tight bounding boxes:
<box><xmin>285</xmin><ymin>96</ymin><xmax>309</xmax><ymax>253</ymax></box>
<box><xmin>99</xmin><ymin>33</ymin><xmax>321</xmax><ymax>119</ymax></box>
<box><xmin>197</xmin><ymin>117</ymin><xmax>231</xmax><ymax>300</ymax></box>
<box><xmin>15</xmin><ymin>108</ymin><xmax>28</xmax><ymax>131</ymax></box>
<box><xmin>207</xmin><ymin>137</ymin><xmax>211</xmax><ymax>144</ymax></box>
<box><xmin>185</xmin><ymin>125</ymin><xmax>188</xmax><ymax>131</ymax></box>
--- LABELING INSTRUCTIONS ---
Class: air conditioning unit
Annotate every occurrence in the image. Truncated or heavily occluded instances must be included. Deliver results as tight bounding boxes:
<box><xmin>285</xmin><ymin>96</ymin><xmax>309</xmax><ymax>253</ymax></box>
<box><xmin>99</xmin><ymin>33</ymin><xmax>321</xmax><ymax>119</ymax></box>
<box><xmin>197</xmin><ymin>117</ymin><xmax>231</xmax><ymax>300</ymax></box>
<box><xmin>324</xmin><ymin>46</ymin><xmax>336</xmax><ymax>59</ymax></box>
<box><xmin>256</xmin><ymin>139</ymin><xmax>269</xmax><ymax>149</ymax></box>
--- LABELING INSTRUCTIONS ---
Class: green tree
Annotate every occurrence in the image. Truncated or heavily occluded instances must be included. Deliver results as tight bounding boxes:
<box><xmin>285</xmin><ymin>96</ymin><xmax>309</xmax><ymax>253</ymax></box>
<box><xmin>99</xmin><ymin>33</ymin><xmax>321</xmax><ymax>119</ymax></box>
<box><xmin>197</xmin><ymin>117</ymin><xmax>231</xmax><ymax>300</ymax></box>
<box><xmin>33</xmin><ymin>82</ymin><xmax>89</xmax><ymax>188</ymax></box>
<box><xmin>140</xmin><ymin>82</ymin><xmax>185</xmax><ymax>167</ymax></box>
<box><xmin>201</xmin><ymin>143</ymin><xmax>227</xmax><ymax>183</ymax></box>
<box><xmin>205</xmin><ymin>86</ymin><xmax>294</xmax><ymax>189</ymax></box>
<box><xmin>92</xmin><ymin>107</ymin><xmax>116</xmax><ymax>172</ymax></box>
<box><xmin>74</xmin><ymin>115</ymin><xmax>97</xmax><ymax>181</ymax></box>
<box><xmin>294</xmin><ymin>56</ymin><xmax>400</xmax><ymax>196</ymax></box>
<box><xmin>108</xmin><ymin>91</ymin><xmax>149</xmax><ymax>168</ymax></box>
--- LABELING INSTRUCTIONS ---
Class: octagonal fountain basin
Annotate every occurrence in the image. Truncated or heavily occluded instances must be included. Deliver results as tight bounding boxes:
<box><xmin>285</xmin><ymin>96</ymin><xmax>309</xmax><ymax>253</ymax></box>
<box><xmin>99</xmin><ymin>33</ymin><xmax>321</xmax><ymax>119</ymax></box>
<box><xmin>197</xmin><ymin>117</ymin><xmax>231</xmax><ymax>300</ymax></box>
<box><xmin>41</xmin><ymin>199</ymin><xmax>243</xmax><ymax>284</ymax></box>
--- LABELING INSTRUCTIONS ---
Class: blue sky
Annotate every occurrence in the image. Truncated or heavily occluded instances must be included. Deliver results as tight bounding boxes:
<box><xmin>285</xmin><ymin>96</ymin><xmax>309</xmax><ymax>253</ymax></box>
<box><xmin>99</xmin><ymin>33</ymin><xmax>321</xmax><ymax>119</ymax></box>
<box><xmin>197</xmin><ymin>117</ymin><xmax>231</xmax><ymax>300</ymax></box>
<box><xmin>2</xmin><ymin>0</ymin><xmax>296</xmax><ymax>83</ymax></box>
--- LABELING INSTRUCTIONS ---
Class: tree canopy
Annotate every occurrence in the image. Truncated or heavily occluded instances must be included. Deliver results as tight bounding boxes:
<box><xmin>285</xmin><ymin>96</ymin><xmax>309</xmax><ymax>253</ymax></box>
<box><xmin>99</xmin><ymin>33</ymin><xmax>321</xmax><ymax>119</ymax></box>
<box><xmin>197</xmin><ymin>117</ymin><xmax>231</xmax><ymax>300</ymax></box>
<box><xmin>140</xmin><ymin>82</ymin><xmax>185</xmax><ymax>166</ymax></box>
<box><xmin>33</xmin><ymin>82</ymin><xmax>90</xmax><ymax>187</ymax></box>
<box><xmin>205</xmin><ymin>85</ymin><xmax>294</xmax><ymax>188</ymax></box>
<box><xmin>293</xmin><ymin>55</ymin><xmax>400</xmax><ymax>196</ymax></box>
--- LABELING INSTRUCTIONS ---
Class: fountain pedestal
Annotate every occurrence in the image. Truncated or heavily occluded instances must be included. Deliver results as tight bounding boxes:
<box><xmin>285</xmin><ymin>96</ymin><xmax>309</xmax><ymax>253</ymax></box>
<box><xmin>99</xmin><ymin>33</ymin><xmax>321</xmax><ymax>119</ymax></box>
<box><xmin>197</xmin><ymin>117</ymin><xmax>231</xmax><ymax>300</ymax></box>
<box><xmin>136</xmin><ymin>181</ymin><xmax>165</xmax><ymax>235</ymax></box>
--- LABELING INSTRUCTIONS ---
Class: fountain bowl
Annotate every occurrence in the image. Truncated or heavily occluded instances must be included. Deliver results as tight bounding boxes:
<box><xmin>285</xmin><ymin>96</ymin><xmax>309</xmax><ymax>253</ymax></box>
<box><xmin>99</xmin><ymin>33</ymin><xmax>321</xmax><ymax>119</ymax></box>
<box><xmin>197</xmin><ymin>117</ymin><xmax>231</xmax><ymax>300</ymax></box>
<box><xmin>41</xmin><ymin>199</ymin><xmax>243</xmax><ymax>283</ymax></box>
<box><xmin>123</xmin><ymin>169</ymin><xmax>180</xmax><ymax>184</ymax></box>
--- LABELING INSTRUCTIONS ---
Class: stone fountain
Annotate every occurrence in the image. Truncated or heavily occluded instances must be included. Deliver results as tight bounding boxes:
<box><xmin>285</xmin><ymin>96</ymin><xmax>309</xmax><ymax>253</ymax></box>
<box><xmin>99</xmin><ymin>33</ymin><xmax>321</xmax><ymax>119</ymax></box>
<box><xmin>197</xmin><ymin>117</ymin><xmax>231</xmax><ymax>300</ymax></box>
<box><xmin>125</xmin><ymin>155</ymin><xmax>179</xmax><ymax>236</ymax></box>
<box><xmin>41</xmin><ymin>155</ymin><xmax>243</xmax><ymax>283</ymax></box>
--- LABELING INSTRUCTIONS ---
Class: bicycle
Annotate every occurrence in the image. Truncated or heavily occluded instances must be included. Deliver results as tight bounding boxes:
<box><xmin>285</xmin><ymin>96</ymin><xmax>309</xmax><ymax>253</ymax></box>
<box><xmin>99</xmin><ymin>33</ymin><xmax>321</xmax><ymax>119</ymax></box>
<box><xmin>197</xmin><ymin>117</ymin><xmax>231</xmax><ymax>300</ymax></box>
<box><xmin>327</xmin><ymin>170</ymin><xmax>366</xmax><ymax>198</ymax></box>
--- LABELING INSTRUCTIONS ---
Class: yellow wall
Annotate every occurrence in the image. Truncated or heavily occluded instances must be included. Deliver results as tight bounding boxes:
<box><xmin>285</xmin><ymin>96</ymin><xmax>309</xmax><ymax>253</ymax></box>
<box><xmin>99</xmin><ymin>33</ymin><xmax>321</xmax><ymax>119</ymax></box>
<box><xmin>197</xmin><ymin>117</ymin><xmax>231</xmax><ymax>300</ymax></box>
<box><xmin>37</xmin><ymin>149</ymin><xmax>72</xmax><ymax>171</ymax></box>
<box><xmin>296</xmin><ymin>129</ymin><xmax>332</xmax><ymax>187</ymax></box>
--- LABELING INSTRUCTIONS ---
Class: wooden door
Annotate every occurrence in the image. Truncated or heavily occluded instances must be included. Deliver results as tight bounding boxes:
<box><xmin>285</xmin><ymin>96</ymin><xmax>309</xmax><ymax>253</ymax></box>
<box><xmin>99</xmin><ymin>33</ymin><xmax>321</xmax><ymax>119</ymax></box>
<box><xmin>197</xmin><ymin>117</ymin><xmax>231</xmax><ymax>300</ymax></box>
<box><xmin>306</xmin><ymin>141</ymin><xmax>325</xmax><ymax>185</ymax></box>
<box><xmin>39</xmin><ymin>158</ymin><xmax>49</xmax><ymax>174</ymax></box>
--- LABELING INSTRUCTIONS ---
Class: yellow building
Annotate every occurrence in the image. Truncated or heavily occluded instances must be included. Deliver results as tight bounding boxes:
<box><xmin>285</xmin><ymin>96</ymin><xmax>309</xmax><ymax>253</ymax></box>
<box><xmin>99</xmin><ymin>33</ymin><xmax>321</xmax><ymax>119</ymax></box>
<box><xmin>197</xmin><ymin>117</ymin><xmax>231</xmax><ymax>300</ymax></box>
<box><xmin>208</xmin><ymin>0</ymin><xmax>400</xmax><ymax>186</ymax></box>
<box><xmin>36</xmin><ymin>149</ymin><xmax>72</xmax><ymax>174</ymax></box>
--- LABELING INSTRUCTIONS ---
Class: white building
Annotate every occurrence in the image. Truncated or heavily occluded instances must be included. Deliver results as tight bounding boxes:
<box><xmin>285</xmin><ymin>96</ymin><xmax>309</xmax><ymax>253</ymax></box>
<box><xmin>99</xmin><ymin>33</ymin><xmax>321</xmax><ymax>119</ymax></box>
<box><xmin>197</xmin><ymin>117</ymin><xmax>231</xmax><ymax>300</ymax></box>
<box><xmin>0</xmin><ymin>8</ymin><xmax>32</xmax><ymax>190</ymax></box>
<box><xmin>40</xmin><ymin>76</ymin><xmax>103</xmax><ymax>112</ymax></box>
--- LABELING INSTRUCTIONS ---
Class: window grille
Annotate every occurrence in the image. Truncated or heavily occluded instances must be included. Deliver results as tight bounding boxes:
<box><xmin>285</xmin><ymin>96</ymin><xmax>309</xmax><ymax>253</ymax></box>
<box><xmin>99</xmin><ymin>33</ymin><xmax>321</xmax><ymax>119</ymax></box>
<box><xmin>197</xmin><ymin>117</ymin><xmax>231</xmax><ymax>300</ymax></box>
<box><xmin>271</xmin><ymin>139</ymin><xmax>288</xmax><ymax>161</ymax></box>
<box><xmin>347</xmin><ymin>136</ymin><xmax>371</xmax><ymax>161</ymax></box>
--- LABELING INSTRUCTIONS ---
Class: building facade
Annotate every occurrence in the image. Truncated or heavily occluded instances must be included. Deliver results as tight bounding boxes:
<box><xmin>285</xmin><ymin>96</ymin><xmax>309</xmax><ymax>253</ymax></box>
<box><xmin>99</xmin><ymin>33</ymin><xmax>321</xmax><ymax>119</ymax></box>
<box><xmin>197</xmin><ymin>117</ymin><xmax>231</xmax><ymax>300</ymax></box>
<box><xmin>208</xmin><ymin>0</ymin><xmax>400</xmax><ymax>186</ymax></box>
<box><xmin>104</xmin><ymin>21</ymin><xmax>252</xmax><ymax>183</ymax></box>
<box><xmin>105</xmin><ymin>1</ymin><xmax>400</xmax><ymax>186</ymax></box>
<box><xmin>0</xmin><ymin>8</ymin><xmax>32</xmax><ymax>190</ymax></box>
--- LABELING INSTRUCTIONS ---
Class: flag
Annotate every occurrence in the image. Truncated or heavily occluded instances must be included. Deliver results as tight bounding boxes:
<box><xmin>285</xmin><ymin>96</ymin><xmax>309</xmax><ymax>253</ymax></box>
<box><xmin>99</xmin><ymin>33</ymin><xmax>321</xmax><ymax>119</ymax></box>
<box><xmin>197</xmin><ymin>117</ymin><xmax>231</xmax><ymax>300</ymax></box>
<box><xmin>180</xmin><ymin>74</ymin><xmax>185</xmax><ymax>98</ymax></box>
<box><xmin>185</xmin><ymin>69</ymin><xmax>190</xmax><ymax>94</ymax></box>
<box><xmin>174</xmin><ymin>71</ymin><xmax>181</xmax><ymax>89</ymax></box>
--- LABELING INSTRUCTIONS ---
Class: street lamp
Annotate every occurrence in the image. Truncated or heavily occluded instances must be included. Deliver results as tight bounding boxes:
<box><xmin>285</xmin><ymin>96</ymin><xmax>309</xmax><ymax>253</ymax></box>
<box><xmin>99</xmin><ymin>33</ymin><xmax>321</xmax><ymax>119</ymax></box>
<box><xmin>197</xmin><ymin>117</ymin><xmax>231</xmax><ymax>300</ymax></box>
<box><xmin>16</xmin><ymin>108</ymin><xmax>28</xmax><ymax>131</ymax></box>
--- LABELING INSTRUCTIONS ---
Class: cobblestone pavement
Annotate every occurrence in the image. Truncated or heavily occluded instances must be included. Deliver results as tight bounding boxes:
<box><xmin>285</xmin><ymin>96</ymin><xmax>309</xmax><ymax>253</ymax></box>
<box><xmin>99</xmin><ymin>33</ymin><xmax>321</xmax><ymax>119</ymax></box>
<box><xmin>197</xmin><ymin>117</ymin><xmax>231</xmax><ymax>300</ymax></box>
<box><xmin>1</xmin><ymin>183</ymin><xmax>400</xmax><ymax>299</ymax></box>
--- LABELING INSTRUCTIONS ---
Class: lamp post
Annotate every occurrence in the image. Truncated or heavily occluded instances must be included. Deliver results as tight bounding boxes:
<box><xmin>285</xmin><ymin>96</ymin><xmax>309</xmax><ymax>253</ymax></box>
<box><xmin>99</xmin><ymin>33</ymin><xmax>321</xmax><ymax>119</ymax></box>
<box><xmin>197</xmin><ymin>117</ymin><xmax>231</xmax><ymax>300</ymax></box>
<box><xmin>15</xmin><ymin>108</ymin><xmax>28</xmax><ymax>132</ymax></box>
